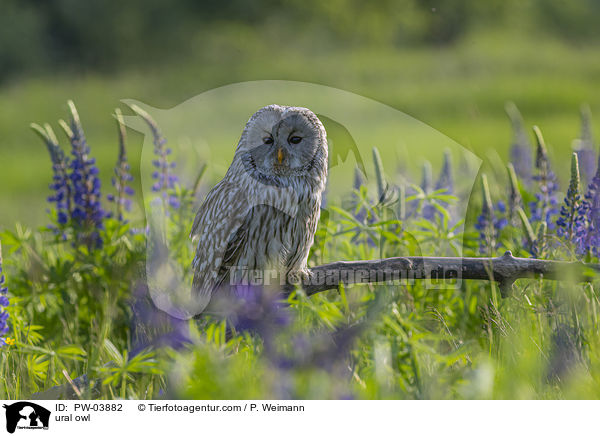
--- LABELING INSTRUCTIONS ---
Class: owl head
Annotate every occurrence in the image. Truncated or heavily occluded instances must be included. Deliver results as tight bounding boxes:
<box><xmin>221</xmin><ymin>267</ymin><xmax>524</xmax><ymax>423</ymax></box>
<box><xmin>234</xmin><ymin>105</ymin><xmax>327</xmax><ymax>179</ymax></box>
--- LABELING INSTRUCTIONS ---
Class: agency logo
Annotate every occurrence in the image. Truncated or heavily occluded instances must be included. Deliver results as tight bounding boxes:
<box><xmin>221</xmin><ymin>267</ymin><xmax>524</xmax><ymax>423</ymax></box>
<box><xmin>2</xmin><ymin>402</ymin><xmax>50</xmax><ymax>433</ymax></box>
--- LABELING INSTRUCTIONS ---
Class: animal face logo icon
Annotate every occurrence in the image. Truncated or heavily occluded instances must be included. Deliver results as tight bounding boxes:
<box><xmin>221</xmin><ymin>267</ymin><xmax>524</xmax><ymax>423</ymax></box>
<box><xmin>3</xmin><ymin>402</ymin><xmax>51</xmax><ymax>433</ymax></box>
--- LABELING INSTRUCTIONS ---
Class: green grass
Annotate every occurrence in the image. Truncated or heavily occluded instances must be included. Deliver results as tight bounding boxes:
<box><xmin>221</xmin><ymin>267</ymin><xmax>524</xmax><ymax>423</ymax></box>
<box><xmin>1</xmin><ymin>31</ymin><xmax>599</xmax><ymax>227</ymax></box>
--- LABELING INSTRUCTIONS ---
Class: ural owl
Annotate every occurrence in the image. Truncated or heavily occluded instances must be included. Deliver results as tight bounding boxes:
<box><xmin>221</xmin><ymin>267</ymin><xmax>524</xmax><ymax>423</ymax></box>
<box><xmin>190</xmin><ymin>105</ymin><xmax>328</xmax><ymax>313</ymax></box>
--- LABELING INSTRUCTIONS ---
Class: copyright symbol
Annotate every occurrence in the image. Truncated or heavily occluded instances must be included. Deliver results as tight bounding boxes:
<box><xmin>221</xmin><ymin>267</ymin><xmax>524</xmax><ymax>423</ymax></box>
<box><xmin>138</xmin><ymin>404</ymin><xmax>146</xmax><ymax>411</ymax></box>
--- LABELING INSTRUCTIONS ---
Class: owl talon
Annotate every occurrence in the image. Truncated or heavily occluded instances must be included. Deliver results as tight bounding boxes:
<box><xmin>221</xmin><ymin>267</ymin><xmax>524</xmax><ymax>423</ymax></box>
<box><xmin>287</xmin><ymin>269</ymin><xmax>312</xmax><ymax>286</ymax></box>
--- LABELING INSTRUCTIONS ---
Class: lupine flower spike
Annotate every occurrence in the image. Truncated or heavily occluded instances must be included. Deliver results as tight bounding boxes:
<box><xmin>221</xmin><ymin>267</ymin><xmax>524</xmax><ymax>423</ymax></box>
<box><xmin>435</xmin><ymin>150</ymin><xmax>454</xmax><ymax>218</ymax></box>
<box><xmin>556</xmin><ymin>153</ymin><xmax>584</xmax><ymax>245</ymax></box>
<box><xmin>106</xmin><ymin>108</ymin><xmax>135</xmax><ymax>221</ymax></box>
<box><xmin>435</xmin><ymin>150</ymin><xmax>453</xmax><ymax>194</ymax></box>
<box><xmin>576</xmin><ymin>153</ymin><xmax>600</xmax><ymax>257</ymax></box>
<box><xmin>420</xmin><ymin>160</ymin><xmax>433</xmax><ymax>195</ymax></box>
<box><xmin>475</xmin><ymin>174</ymin><xmax>507</xmax><ymax>254</ymax></box>
<box><xmin>424</xmin><ymin>150</ymin><xmax>454</xmax><ymax>220</ymax></box>
<box><xmin>127</xmin><ymin>103</ymin><xmax>180</xmax><ymax>209</ymax></box>
<box><xmin>574</xmin><ymin>105</ymin><xmax>597</xmax><ymax>187</ymax></box>
<box><xmin>420</xmin><ymin>160</ymin><xmax>436</xmax><ymax>220</ymax></box>
<box><xmin>505</xmin><ymin>102</ymin><xmax>532</xmax><ymax>183</ymax></box>
<box><xmin>476</xmin><ymin>175</ymin><xmax>495</xmax><ymax>254</ymax></box>
<box><xmin>0</xmin><ymin>242</ymin><xmax>10</xmax><ymax>347</ymax></box>
<box><xmin>349</xmin><ymin>166</ymin><xmax>376</xmax><ymax>246</ymax></box>
<box><xmin>530</xmin><ymin>126</ymin><xmax>559</xmax><ymax>228</ymax></box>
<box><xmin>352</xmin><ymin>166</ymin><xmax>367</xmax><ymax>223</ymax></box>
<box><xmin>65</xmin><ymin>100</ymin><xmax>107</xmax><ymax>249</ymax></box>
<box><xmin>31</xmin><ymin>123</ymin><xmax>72</xmax><ymax>226</ymax></box>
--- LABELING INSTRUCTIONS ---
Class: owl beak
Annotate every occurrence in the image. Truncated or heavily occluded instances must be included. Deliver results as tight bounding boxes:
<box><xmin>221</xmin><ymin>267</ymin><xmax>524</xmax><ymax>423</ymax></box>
<box><xmin>277</xmin><ymin>148</ymin><xmax>284</xmax><ymax>164</ymax></box>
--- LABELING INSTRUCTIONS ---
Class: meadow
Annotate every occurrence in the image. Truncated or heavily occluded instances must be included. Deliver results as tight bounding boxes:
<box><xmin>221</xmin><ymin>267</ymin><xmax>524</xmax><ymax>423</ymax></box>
<box><xmin>1</xmin><ymin>32</ymin><xmax>599</xmax><ymax>226</ymax></box>
<box><xmin>0</xmin><ymin>32</ymin><xmax>599</xmax><ymax>400</ymax></box>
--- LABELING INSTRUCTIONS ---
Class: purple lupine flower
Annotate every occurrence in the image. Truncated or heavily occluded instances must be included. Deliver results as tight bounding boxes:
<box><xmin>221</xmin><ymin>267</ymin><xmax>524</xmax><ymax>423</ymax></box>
<box><xmin>505</xmin><ymin>102</ymin><xmax>533</xmax><ymax>183</ymax></box>
<box><xmin>127</xmin><ymin>104</ymin><xmax>179</xmax><ymax>210</ymax></box>
<box><xmin>130</xmin><ymin>282</ymin><xmax>192</xmax><ymax>355</ymax></box>
<box><xmin>66</xmin><ymin>101</ymin><xmax>107</xmax><ymax>249</ymax></box>
<box><xmin>421</xmin><ymin>160</ymin><xmax>433</xmax><ymax>195</ymax></box>
<box><xmin>227</xmin><ymin>284</ymin><xmax>362</xmax><ymax>395</ymax></box>
<box><xmin>349</xmin><ymin>166</ymin><xmax>376</xmax><ymax>247</ymax></box>
<box><xmin>0</xmin><ymin>242</ymin><xmax>10</xmax><ymax>347</ymax></box>
<box><xmin>556</xmin><ymin>153</ymin><xmax>584</xmax><ymax>245</ymax></box>
<box><xmin>106</xmin><ymin>109</ymin><xmax>134</xmax><ymax>221</ymax></box>
<box><xmin>435</xmin><ymin>150</ymin><xmax>454</xmax><ymax>194</ymax></box>
<box><xmin>129</xmin><ymin>224</ymin><xmax>150</xmax><ymax>236</ymax></box>
<box><xmin>31</xmin><ymin>123</ymin><xmax>72</xmax><ymax>226</ymax></box>
<box><xmin>574</xmin><ymin>105</ymin><xmax>597</xmax><ymax>187</ymax></box>
<box><xmin>228</xmin><ymin>284</ymin><xmax>290</xmax><ymax>335</ymax></box>
<box><xmin>272</xmin><ymin>324</ymin><xmax>363</xmax><ymax>375</ymax></box>
<box><xmin>529</xmin><ymin>126</ymin><xmax>559</xmax><ymax>229</ymax></box>
<box><xmin>474</xmin><ymin>175</ymin><xmax>508</xmax><ymax>254</ymax></box>
<box><xmin>352</xmin><ymin>166</ymin><xmax>367</xmax><ymax>222</ymax></box>
<box><xmin>583</xmin><ymin>186</ymin><xmax>600</xmax><ymax>258</ymax></box>
<box><xmin>420</xmin><ymin>161</ymin><xmax>436</xmax><ymax>220</ymax></box>
<box><xmin>576</xmin><ymin>154</ymin><xmax>600</xmax><ymax>257</ymax></box>
<box><xmin>423</xmin><ymin>151</ymin><xmax>454</xmax><ymax>220</ymax></box>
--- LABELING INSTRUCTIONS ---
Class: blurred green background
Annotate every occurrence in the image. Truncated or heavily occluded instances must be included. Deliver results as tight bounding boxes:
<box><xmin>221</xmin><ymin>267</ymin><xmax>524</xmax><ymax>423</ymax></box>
<box><xmin>1</xmin><ymin>0</ymin><xmax>599</xmax><ymax>227</ymax></box>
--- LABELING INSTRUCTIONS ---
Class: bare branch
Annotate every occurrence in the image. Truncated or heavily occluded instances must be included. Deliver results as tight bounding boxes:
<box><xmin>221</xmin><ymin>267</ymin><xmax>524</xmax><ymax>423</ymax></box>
<box><xmin>304</xmin><ymin>251</ymin><xmax>600</xmax><ymax>297</ymax></box>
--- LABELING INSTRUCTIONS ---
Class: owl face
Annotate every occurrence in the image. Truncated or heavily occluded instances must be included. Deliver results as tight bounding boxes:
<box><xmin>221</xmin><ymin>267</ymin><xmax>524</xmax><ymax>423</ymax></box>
<box><xmin>239</xmin><ymin>105</ymin><xmax>325</xmax><ymax>178</ymax></box>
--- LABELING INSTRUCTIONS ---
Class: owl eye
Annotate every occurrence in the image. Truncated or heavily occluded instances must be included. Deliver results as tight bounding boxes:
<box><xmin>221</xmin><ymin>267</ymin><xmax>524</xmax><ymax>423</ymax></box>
<box><xmin>263</xmin><ymin>136</ymin><xmax>274</xmax><ymax>145</ymax></box>
<box><xmin>289</xmin><ymin>136</ymin><xmax>302</xmax><ymax>144</ymax></box>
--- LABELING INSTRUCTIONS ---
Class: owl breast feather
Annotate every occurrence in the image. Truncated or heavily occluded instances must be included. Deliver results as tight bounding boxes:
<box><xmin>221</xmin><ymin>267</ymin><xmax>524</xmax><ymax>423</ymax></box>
<box><xmin>220</xmin><ymin>180</ymin><xmax>322</xmax><ymax>288</ymax></box>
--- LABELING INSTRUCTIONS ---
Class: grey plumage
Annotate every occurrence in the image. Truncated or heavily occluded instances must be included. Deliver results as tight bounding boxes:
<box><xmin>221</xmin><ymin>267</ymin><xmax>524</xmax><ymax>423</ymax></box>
<box><xmin>190</xmin><ymin>105</ymin><xmax>328</xmax><ymax>313</ymax></box>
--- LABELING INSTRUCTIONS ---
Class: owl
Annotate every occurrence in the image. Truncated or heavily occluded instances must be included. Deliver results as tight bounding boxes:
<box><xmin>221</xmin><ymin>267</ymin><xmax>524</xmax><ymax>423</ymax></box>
<box><xmin>190</xmin><ymin>104</ymin><xmax>328</xmax><ymax>314</ymax></box>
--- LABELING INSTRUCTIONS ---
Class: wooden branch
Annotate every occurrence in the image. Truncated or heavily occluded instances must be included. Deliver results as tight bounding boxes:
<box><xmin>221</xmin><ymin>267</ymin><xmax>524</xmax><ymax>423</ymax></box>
<box><xmin>304</xmin><ymin>251</ymin><xmax>600</xmax><ymax>297</ymax></box>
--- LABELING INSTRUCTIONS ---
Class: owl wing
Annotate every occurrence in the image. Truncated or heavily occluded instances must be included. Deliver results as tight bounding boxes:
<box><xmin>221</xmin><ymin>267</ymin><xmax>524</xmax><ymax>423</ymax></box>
<box><xmin>190</xmin><ymin>180</ymin><xmax>251</xmax><ymax>310</ymax></box>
